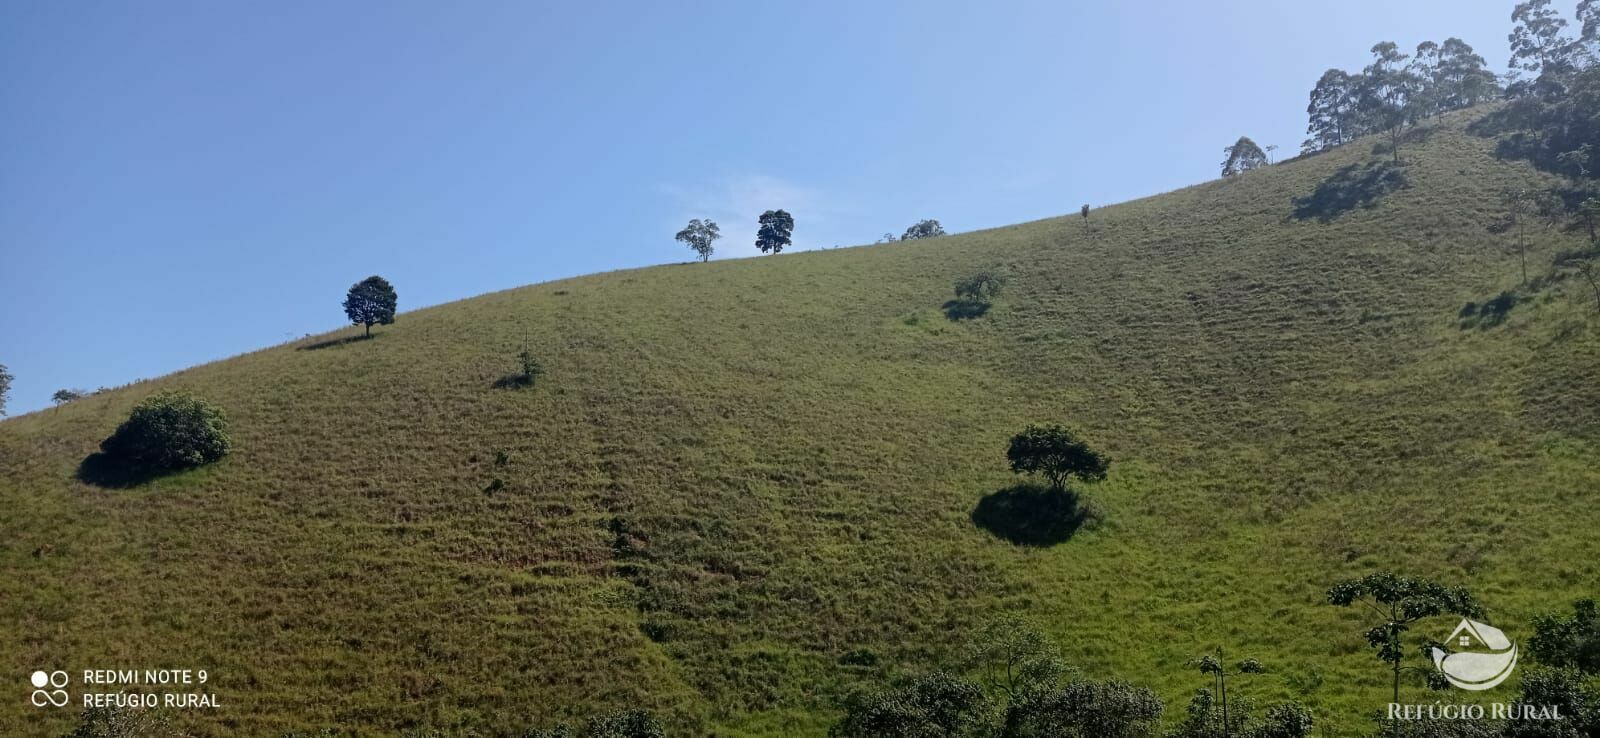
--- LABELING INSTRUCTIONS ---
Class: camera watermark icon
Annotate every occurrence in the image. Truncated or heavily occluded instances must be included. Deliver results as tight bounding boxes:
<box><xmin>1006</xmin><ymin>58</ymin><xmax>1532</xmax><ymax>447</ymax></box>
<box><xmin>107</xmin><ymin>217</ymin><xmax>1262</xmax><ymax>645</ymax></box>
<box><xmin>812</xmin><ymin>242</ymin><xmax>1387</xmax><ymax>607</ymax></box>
<box><xmin>30</xmin><ymin>670</ymin><xmax>69</xmax><ymax>707</ymax></box>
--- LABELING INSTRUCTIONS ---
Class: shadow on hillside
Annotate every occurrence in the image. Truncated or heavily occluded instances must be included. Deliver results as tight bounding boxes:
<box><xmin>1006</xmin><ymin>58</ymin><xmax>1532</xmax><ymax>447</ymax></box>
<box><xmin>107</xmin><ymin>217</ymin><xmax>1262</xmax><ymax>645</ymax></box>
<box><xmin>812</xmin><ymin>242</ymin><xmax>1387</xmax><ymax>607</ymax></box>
<box><xmin>298</xmin><ymin>334</ymin><xmax>375</xmax><ymax>351</ymax></box>
<box><xmin>971</xmin><ymin>484</ymin><xmax>1095</xmax><ymax>547</ymax></box>
<box><xmin>1292</xmin><ymin>161</ymin><xmax>1408</xmax><ymax>221</ymax></box>
<box><xmin>75</xmin><ymin>452</ymin><xmax>164</xmax><ymax>488</ymax></box>
<box><xmin>942</xmin><ymin>298</ymin><xmax>992</xmax><ymax>321</ymax></box>
<box><xmin>492</xmin><ymin>373</ymin><xmax>535</xmax><ymax>389</ymax></box>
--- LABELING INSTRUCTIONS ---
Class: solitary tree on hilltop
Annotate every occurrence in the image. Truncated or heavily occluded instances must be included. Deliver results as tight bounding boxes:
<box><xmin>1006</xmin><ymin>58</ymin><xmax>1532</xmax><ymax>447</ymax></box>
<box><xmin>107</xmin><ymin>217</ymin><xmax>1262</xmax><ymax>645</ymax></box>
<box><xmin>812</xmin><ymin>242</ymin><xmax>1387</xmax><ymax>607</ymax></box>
<box><xmin>343</xmin><ymin>275</ymin><xmax>398</xmax><ymax>338</ymax></box>
<box><xmin>675</xmin><ymin>218</ymin><xmax>721</xmax><ymax>263</ymax></box>
<box><xmin>1006</xmin><ymin>425</ymin><xmax>1109</xmax><ymax>491</ymax></box>
<box><xmin>901</xmin><ymin>219</ymin><xmax>946</xmax><ymax>240</ymax></box>
<box><xmin>51</xmin><ymin>389</ymin><xmax>84</xmax><ymax>408</ymax></box>
<box><xmin>1221</xmin><ymin>137</ymin><xmax>1269</xmax><ymax>177</ymax></box>
<box><xmin>755</xmin><ymin>209</ymin><xmax>794</xmax><ymax>254</ymax></box>
<box><xmin>1080</xmin><ymin>204</ymin><xmax>1090</xmax><ymax>220</ymax></box>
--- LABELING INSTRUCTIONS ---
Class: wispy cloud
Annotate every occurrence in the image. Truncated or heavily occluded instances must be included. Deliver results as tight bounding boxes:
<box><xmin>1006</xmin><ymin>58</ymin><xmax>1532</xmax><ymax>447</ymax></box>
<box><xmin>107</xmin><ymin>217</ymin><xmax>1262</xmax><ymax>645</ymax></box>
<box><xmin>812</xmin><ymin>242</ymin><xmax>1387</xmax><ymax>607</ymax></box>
<box><xmin>661</xmin><ymin>174</ymin><xmax>853</xmax><ymax>259</ymax></box>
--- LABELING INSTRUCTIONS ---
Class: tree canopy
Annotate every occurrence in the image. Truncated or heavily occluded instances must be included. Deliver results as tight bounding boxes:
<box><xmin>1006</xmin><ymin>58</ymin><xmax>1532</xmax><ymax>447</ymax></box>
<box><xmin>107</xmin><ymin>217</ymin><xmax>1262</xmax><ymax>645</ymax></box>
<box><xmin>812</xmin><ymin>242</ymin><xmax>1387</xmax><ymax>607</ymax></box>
<box><xmin>901</xmin><ymin>219</ymin><xmax>946</xmax><ymax>240</ymax></box>
<box><xmin>343</xmin><ymin>275</ymin><xmax>398</xmax><ymax>337</ymax></box>
<box><xmin>756</xmin><ymin>209</ymin><xmax>794</xmax><ymax>254</ymax></box>
<box><xmin>1006</xmin><ymin>425</ymin><xmax>1109</xmax><ymax>491</ymax></box>
<box><xmin>0</xmin><ymin>363</ymin><xmax>11</xmax><ymax>417</ymax></box>
<box><xmin>1221</xmin><ymin>136</ymin><xmax>1269</xmax><ymax>176</ymax></box>
<box><xmin>98</xmin><ymin>391</ymin><xmax>231</xmax><ymax>473</ymax></box>
<box><xmin>675</xmin><ymin>218</ymin><xmax>721</xmax><ymax>262</ymax></box>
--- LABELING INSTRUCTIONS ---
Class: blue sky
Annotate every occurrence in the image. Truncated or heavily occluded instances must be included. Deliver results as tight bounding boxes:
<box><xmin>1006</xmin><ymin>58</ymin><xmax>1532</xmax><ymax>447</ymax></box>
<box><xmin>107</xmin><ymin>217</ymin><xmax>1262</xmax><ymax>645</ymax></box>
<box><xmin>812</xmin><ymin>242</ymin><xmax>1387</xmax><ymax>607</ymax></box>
<box><xmin>0</xmin><ymin>0</ymin><xmax>1528</xmax><ymax>415</ymax></box>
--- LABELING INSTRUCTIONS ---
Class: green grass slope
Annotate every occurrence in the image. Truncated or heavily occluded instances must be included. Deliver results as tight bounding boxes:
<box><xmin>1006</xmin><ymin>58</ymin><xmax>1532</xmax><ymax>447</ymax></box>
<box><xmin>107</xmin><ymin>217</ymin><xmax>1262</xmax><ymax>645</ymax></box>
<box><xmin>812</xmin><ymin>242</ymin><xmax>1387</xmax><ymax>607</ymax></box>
<box><xmin>3</xmin><ymin>108</ymin><xmax>1597</xmax><ymax>737</ymax></box>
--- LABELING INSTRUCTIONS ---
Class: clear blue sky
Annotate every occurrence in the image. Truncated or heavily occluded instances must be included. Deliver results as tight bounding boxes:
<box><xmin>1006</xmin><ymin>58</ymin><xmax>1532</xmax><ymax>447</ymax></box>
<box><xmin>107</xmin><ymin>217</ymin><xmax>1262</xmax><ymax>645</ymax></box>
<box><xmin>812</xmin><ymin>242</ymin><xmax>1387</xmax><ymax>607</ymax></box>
<box><xmin>0</xmin><ymin>0</ymin><xmax>1528</xmax><ymax>415</ymax></box>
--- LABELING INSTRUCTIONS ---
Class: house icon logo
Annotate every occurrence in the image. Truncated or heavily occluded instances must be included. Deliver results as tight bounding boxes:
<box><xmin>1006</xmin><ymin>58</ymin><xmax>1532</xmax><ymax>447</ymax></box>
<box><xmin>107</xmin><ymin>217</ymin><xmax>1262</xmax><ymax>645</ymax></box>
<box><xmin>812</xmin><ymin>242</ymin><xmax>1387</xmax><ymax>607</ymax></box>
<box><xmin>1430</xmin><ymin>618</ymin><xmax>1517</xmax><ymax>691</ymax></box>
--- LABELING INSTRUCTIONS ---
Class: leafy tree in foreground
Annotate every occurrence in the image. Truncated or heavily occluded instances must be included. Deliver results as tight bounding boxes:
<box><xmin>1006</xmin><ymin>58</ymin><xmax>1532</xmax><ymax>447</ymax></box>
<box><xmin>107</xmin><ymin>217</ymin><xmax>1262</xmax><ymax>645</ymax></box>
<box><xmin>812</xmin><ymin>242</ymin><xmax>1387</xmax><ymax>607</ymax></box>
<box><xmin>1325</xmin><ymin>573</ymin><xmax>1480</xmax><ymax>706</ymax></box>
<box><xmin>1006</xmin><ymin>425</ymin><xmax>1109</xmax><ymax>492</ymax></box>
<box><xmin>830</xmin><ymin>671</ymin><xmax>992</xmax><ymax>738</ymax></box>
<box><xmin>99</xmin><ymin>391</ymin><xmax>231</xmax><ymax>473</ymax></box>
<box><xmin>755</xmin><ymin>209</ymin><xmax>794</xmax><ymax>254</ymax></box>
<box><xmin>1191</xmin><ymin>650</ymin><xmax>1264</xmax><ymax>738</ymax></box>
<box><xmin>0</xmin><ymin>363</ymin><xmax>11</xmax><ymax>417</ymax></box>
<box><xmin>342</xmin><ymin>275</ymin><xmax>398</xmax><ymax>338</ymax></box>
<box><xmin>1003</xmin><ymin>679</ymin><xmax>1163</xmax><ymax>738</ymax></box>
<box><xmin>1221</xmin><ymin>137</ymin><xmax>1269</xmax><ymax>177</ymax></box>
<box><xmin>674</xmin><ymin>218</ymin><xmax>720</xmax><ymax>262</ymax></box>
<box><xmin>902</xmin><ymin>219</ymin><xmax>947</xmax><ymax>240</ymax></box>
<box><xmin>962</xmin><ymin>615</ymin><xmax>1071</xmax><ymax>700</ymax></box>
<box><xmin>1504</xmin><ymin>666</ymin><xmax>1600</xmax><ymax>738</ymax></box>
<box><xmin>1529</xmin><ymin>598</ymin><xmax>1600</xmax><ymax>674</ymax></box>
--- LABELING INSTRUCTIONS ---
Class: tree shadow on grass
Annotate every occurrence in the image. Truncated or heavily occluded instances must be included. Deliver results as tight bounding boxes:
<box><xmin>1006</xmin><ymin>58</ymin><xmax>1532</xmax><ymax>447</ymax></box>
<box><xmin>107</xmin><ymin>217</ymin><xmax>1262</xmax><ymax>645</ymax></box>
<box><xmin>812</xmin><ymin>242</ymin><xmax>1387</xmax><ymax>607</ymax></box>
<box><xmin>971</xmin><ymin>483</ymin><xmax>1095</xmax><ymax>547</ymax></box>
<box><xmin>297</xmin><ymin>334</ymin><xmax>375</xmax><ymax>351</ymax></box>
<box><xmin>1291</xmin><ymin>160</ymin><xmax>1408</xmax><ymax>221</ymax></box>
<box><xmin>75</xmin><ymin>452</ymin><xmax>165</xmax><ymax>488</ymax></box>
<box><xmin>942</xmin><ymin>298</ymin><xmax>992</xmax><ymax>321</ymax></box>
<box><xmin>492</xmin><ymin>373</ymin><xmax>535</xmax><ymax>389</ymax></box>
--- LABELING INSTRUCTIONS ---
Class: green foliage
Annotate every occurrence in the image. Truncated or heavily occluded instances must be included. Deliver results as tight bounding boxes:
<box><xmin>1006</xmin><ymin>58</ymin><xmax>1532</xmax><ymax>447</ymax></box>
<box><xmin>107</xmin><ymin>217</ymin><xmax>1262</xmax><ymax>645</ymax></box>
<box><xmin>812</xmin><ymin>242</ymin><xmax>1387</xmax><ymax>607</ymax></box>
<box><xmin>1002</xmin><ymin>679</ymin><xmax>1164</xmax><ymax>738</ymax></box>
<box><xmin>1504</xmin><ymin>666</ymin><xmax>1600</xmax><ymax>738</ymax></box>
<box><xmin>903</xmin><ymin>219</ymin><xmax>947</xmax><ymax>240</ymax></box>
<box><xmin>1529</xmin><ymin>598</ymin><xmax>1600</xmax><ymax>674</ymax></box>
<box><xmin>961</xmin><ymin>616</ymin><xmax>1071</xmax><ymax>699</ymax></box>
<box><xmin>830</xmin><ymin>671</ymin><xmax>993</xmax><ymax>738</ymax></box>
<box><xmin>1222</xmin><ymin>137</ymin><xmax>1269</xmax><ymax>177</ymax></box>
<box><xmin>1302</xmin><ymin>37</ymin><xmax>1495</xmax><ymax>155</ymax></box>
<box><xmin>51</xmin><ymin>389</ymin><xmax>84</xmax><ymax>406</ymax></box>
<box><xmin>1257</xmin><ymin>702</ymin><xmax>1314</xmax><ymax>738</ymax></box>
<box><xmin>1005</xmin><ymin>425</ymin><xmax>1109</xmax><ymax>491</ymax></box>
<box><xmin>98</xmin><ymin>390</ymin><xmax>231</xmax><ymax>473</ymax></box>
<box><xmin>343</xmin><ymin>275</ymin><xmax>398</xmax><ymax>336</ymax></box>
<box><xmin>61</xmin><ymin>706</ymin><xmax>173</xmax><ymax>738</ymax></box>
<box><xmin>1325</xmin><ymin>573</ymin><xmax>1479</xmax><ymax>703</ymax></box>
<box><xmin>0</xmin><ymin>362</ymin><xmax>10</xmax><ymax>416</ymax></box>
<box><xmin>522</xmin><ymin>710</ymin><xmax>665</xmax><ymax>738</ymax></box>
<box><xmin>756</xmin><ymin>209</ymin><xmax>795</xmax><ymax>254</ymax></box>
<box><xmin>954</xmin><ymin>271</ymin><xmax>1007</xmax><ymax>303</ymax></box>
<box><xmin>676</xmin><ymin>218</ymin><xmax>721</xmax><ymax>262</ymax></box>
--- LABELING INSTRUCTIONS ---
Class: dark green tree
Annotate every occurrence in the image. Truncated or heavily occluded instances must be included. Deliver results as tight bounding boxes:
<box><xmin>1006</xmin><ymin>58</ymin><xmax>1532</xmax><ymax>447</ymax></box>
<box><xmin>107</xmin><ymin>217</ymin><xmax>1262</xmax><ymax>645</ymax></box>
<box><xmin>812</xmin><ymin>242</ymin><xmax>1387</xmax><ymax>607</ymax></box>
<box><xmin>1529</xmin><ymin>598</ymin><xmax>1600</xmax><ymax>674</ymax></box>
<box><xmin>1360</xmin><ymin>42</ymin><xmax>1421</xmax><ymax>163</ymax></box>
<box><xmin>1081</xmin><ymin>204</ymin><xmax>1090</xmax><ymax>220</ymax></box>
<box><xmin>1504</xmin><ymin>667</ymin><xmax>1600</xmax><ymax>738</ymax></box>
<box><xmin>1325</xmin><ymin>573</ymin><xmax>1480</xmax><ymax>706</ymax></box>
<box><xmin>1221</xmin><ymin>137</ymin><xmax>1269</xmax><ymax>177</ymax></box>
<box><xmin>1002</xmin><ymin>679</ymin><xmax>1163</xmax><ymax>738</ymax></box>
<box><xmin>99</xmin><ymin>391</ymin><xmax>231</xmax><ymax>473</ymax></box>
<box><xmin>831</xmin><ymin>671</ymin><xmax>993</xmax><ymax>738</ymax></box>
<box><xmin>902</xmin><ymin>219</ymin><xmax>947</xmax><ymax>240</ymax></box>
<box><xmin>1006</xmin><ymin>425</ymin><xmax>1109</xmax><ymax>491</ymax></box>
<box><xmin>343</xmin><ymin>275</ymin><xmax>398</xmax><ymax>337</ymax></box>
<box><xmin>755</xmin><ymin>209</ymin><xmax>795</xmax><ymax>254</ymax></box>
<box><xmin>1433</xmin><ymin>38</ymin><xmax>1501</xmax><ymax>110</ymax></box>
<box><xmin>1303</xmin><ymin>69</ymin><xmax>1364</xmax><ymax>153</ymax></box>
<box><xmin>674</xmin><ymin>218</ymin><xmax>721</xmax><ymax>262</ymax></box>
<box><xmin>1509</xmin><ymin>0</ymin><xmax>1576</xmax><ymax>95</ymax></box>
<box><xmin>51</xmin><ymin>389</ymin><xmax>84</xmax><ymax>408</ymax></box>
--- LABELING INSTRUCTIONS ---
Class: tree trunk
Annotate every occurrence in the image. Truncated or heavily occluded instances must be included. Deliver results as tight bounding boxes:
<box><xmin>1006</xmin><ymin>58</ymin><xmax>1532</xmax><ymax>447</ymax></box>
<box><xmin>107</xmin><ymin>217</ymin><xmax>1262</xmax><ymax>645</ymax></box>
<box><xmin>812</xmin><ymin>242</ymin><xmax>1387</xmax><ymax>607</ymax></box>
<box><xmin>365</xmin><ymin>322</ymin><xmax>372</xmax><ymax>338</ymax></box>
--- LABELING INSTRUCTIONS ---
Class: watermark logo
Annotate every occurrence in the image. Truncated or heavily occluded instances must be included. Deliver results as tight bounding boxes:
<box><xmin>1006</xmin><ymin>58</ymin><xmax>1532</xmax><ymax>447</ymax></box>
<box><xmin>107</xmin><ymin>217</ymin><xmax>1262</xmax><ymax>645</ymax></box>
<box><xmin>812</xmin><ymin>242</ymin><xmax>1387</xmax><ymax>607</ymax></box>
<box><xmin>30</xmin><ymin>670</ymin><xmax>69</xmax><ymax>707</ymax></box>
<box><xmin>1430</xmin><ymin>618</ymin><xmax>1517</xmax><ymax>691</ymax></box>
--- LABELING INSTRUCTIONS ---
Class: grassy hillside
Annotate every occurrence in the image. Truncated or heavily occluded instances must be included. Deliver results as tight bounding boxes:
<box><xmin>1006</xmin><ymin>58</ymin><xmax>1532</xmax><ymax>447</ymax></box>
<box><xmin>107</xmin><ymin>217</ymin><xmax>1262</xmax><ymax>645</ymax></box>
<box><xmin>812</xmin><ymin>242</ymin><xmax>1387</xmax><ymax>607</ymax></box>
<box><xmin>3</xmin><ymin>108</ymin><xmax>1597</xmax><ymax>737</ymax></box>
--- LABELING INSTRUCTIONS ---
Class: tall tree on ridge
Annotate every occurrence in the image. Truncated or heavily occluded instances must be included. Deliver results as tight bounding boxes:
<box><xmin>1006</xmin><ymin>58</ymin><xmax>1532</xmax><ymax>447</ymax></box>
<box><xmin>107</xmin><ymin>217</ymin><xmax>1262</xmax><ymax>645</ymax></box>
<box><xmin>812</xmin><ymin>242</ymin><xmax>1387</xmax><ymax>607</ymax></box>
<box><xmin>755</xmin><ymin>209</ymin><xmax>794</xmax><ymax>254</ymax></box>
<box><xmin>675</xmin><ymin>218</ymin><xmax>721</xmax><ymax>263</ymax></box>
<box><xmin>1221</xmin><ymin>136</ymin><xmax>1269</xmax><ymax>177</ymax></box>
<box><xmin>343</xmin><ymin>275</ymin><xmax>398</xmax><ymax>338</ymax></box>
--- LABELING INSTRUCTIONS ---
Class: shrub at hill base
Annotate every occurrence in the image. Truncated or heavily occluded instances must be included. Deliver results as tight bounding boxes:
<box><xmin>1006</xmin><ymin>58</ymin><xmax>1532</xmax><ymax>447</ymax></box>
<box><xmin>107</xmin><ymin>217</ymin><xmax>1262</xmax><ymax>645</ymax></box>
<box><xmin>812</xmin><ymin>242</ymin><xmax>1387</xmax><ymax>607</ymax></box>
<box><xmin>87</xmin><ymin>391</ymin><xmax>231</xmax><ymax>483</ymax></box>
